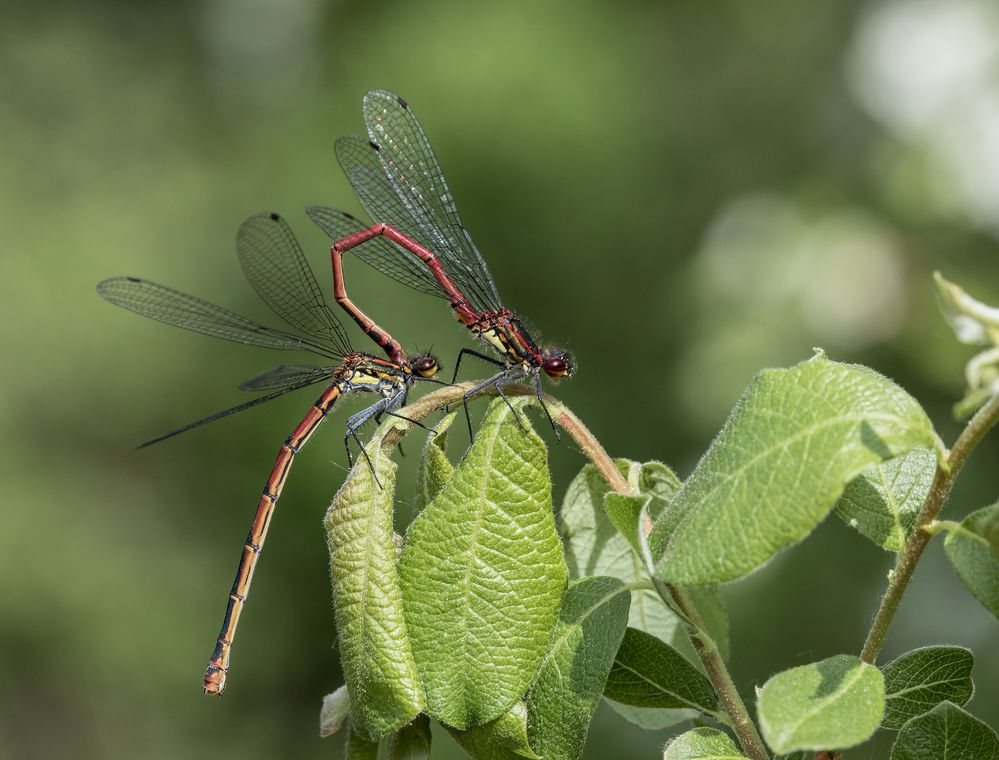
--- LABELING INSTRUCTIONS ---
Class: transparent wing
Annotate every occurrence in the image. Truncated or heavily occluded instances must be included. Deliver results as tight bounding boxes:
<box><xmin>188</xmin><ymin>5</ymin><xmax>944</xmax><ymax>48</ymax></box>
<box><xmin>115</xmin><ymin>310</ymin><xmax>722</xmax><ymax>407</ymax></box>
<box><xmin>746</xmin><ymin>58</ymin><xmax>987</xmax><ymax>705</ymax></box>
<box><xmin>336</xmin><ymin>133</ymin><xmax>497</xmax><ymax>312</ymax></box>
<box><xmin>360</xmin><ymin>90</ymin><xmax>503</xmax><ymax>312</ymax></box>
<box><xmin>239</xmin><ymin>363</ymin><xmax>333</xmax><ymax>392</ymax></box>
<box><xmin>97</xmin><ymin>277</ymin><xmax>341</xmax><ymax>360</ymax></box>
<box><xmin>306</xmin><ymin>201</ymin><xmax>443</xmax><ymax>298</ymax></box>
<box><xmin>236</xmin><ymin>211</ymin><xmax>353</xmax><ymax>356</ymax></box>
<box><xmin>136</xmin><ymin>377</ymin><xmax>329</xmax><ymax>449</ymax></box>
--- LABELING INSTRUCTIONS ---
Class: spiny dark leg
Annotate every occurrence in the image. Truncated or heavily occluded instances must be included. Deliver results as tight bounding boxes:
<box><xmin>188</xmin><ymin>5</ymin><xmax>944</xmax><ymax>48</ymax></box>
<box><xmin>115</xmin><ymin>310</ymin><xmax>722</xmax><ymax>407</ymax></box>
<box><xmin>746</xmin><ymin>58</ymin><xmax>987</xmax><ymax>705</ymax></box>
<box><xmin>493</xmin><ymin>381</ymin><xmax>527</xmax><ymax>430</ymax></box>
<box><xmin>459</xmin><ymin>368</ymin><xmax>513</xmax><ymax>441</ymax></box>
<box><xmin>461</xmin><ymin>393</ymin><xmax>474</xmax><ymax>442</ymax></box>
<box><xmin>345</xmin><ymin>425</ymin><xmax>381</xmax><ymax>489</ymax></box>
<box><xmin>344</xmin><ymin>434</ymin><xmax>355</xmax><ymax>469</ymax></box>
<box><xmin>382</xmin><ymin>387</ymin><xmax>436</xmax><ymax>433</ymax></box>
<box><xmin>535</xmin><ymin>373</ymin><xmax>560</xmax><ymax>440</ymax></box>
<box><xmin>343</xmin><ymin>395</ymin><xmax>394</xmax><ymax>489</ymax></box>
<box><xmin>385</xmin><ymin>410</ymin><xmax>436</xmax><ymax>432</ymax></box>
<box><xmin>451</xmin><ymin>347</ymin><xmax>506</xmax><ymax>384</ymax></box>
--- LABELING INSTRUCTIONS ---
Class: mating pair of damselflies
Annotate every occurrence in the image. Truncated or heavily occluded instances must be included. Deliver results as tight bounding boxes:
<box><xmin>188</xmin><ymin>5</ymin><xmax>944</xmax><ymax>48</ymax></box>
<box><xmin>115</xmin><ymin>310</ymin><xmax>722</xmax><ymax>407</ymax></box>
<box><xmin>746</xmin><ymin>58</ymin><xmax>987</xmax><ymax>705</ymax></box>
<box><xmin>98</xmin><ymin>90</ymin><xmax>574</xmax><ymax>695</ymax></box>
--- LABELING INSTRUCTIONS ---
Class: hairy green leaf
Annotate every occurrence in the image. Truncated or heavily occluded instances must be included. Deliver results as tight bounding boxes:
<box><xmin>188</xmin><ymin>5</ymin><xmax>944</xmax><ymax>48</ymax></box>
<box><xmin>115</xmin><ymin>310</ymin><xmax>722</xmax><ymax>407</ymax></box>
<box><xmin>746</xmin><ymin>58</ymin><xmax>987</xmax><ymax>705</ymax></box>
<box><xmin>891</xmin><ymin>701</ymin><xmax>999</xmax><ymax>759</ymax></box>
<box><xmin>561</xmin><ymin>463</ymin><xmax>726</xmax><ymax>661</ymax></box>
<box><xmin>399</xmin><ymin>397</ymin><xmax>567</xmax><ymax>729</ymax></box>
<box><xmin>944</xmin><ymin>502</ymin><xmax>999</xmax><ymax>619</ymax></box>
<box><xmin>663</xmin><ymin>727</ymin><xmax>746</xmax><ymax>759</ymax></box>
<box><xmin>757</xmin><ymin>654</ymin><xmax>884</xmax><ymax>753</ymax></box>
<box><xmin>604</xmin><ymin>492</ymin><xmax>649</xmax><ymax>554</ymax></box>
<box><xmin>345</xmin><ymin>721</ymin><xmax>379</xmax><ymax>760</ymax></box>
<box><xmin>386</xmin><ymin>715</ymin><xmax>431</xmax><ymax>760</ymax></box>
<box><xmin>882</xmin><ymin>646</ymin><xmax>974</xmax><ymax>729</ymax></box>
<box><xmin>325</xmin><ymin>442</ymin><xmax>423</xmax><ymax>738</ymax></box>
<box><xmin>653</xmin><ymin>355</ymin><xmax>937</xmax><ymax>585</ymax></box>
<box><xmin>603</xmin><ymin>627</ymin><xmax>717</xmax><ymax>714</ymax></box>
<box><xmin>641</xmin><ymin>460</ymin><xmax>684</xmax><ymax>508</ymax></box>
<box><xmin>415</xmin><ymin>411</ymin><xmax>456</xmax><ymax>510</ymax></box>
<box><xmin>561</xmin><ymin>460</ymin><xmax>728</xmax><ymax>730</ymax></box>
<box><xmin>562</xmin><ymin>464</ymin><xmax>673</xmax><ymax>642</ymax></box>
<box><xmin>606</xmin><ymin>701</ymin><xmax>698</xmax><ymax>731</ymax></box>
<box><xmin>319</xmin><ymin>685</ymin><xmax>350</xmax><ymax>738</ymax></box>
<box><xmin>446</xmin><ymin>701</ymin><xmax>540</xmax><ymax>760</ymax></box>
<box><xmin>835</xmin><ymin>448</ymin><xmax>936</xmax><ymax>552</ymax></box>
<box><xmin>527</xmin><ymin>577</ymin><xmax>631</xmax><ymax>760</ymax></box>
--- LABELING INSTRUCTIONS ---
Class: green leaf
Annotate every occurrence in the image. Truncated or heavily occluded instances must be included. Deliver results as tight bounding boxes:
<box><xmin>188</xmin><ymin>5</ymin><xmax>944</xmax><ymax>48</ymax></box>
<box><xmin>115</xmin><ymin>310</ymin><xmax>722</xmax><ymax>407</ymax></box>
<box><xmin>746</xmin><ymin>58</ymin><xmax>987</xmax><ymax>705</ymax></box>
<box><xmin>945</xmin><ymin>502</ymin><xmax>999</xmax><ymax>619</ymax></box>
<box><xmin>891</xmin><ymin>701</ymin><xmax>999</xmax><ymax>759</ymax></box>
<box><xmin>604</xmin><ymin>492</ymin><xmax>649</xmax><ymax>554</ymax></box>
<box><xmin>325</xmin><ymin>441</ymin><xmax>423</xmax><ymax>738</ymax></box>
<box><xmin>560</xmin><ymin>460</ymin><xmax>728</xmax><ymax>731</ymax></box>
<box><xmin>415</xmin><ymin>411</ymin><xmax>456</xmax><ymax>510</ymax></box>
<box><xmin>526</xmin><ymin>577</ymin><xmax>631</xmax><ymax>760</ymax></box>
<box><xmin>604</xmin><ymin>462</ymin><xmax>684</xmax><ymax>551</ymax></box>
<box><xmin>561</xmin><ymin>463</ymin><xmax>726</xmax><ymax>664</ymax></box>
<box><xmin>641</xmin><ymin>460</ymin><xmax>684</xmax><ymax>508</ymax></box>
<box><xmin>835</xmin><ymin>448</ymin><xmax>936</xmax><ymax>553</ymax></box>
<box><xmin>652</xmin><ymin>356</ymin><xmax>938</xmax><ymax>585</ymax></box>
<box><xmin>446</xmin><ymin>701</ymin><xmax>541</xmax><ymax>760</ymax></box>
<box><xmin>386</xmin><ymin>715</ymin><xmax>431</xmax><ymax>760</ymax></box>
<box><xmin>399</xmin><ymin>397</ymin><xmax>567</xmax><ymax>729</ymax></box>
<box><xmin>662</xmin><ymin>727</ymin><xmax>746</xmax><ymax>759</ymax></box>
<box><xmin>320</xmin><ymin>685</ymin><xmax>350</xmax><ymax>738</ymax></box>
<box><xmin>757</xmin><ymin>654</ymin><xmax>885</xmax><ymax>753</ymax></box>
<box><xmin>882</xmin><ymin>646</ymin><xmax>974</xmax><ymax>729</ymax></box>
<box><xmin>605</xmin><ymin>701</ymin><xmax>698</xmax><ymax>731</ymax></box>
<box><xmin>603</xmin><ymin>627</ymin><xmax>718</xmax><ymax>714</ymax></box>
<box><xmin>345</xmin><ymin>721</ymin><xmax>380</xmax><ymax>760</ymax></box>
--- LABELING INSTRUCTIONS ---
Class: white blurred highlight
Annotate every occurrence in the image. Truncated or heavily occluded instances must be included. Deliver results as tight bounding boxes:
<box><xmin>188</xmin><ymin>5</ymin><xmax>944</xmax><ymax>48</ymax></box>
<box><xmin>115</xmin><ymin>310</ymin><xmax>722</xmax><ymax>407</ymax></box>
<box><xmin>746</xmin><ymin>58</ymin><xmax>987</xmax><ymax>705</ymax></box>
<box><xmin>848</xmin><ymin>0</ymin><xmax>999</xmax><ymax>232</ymax></box>
<box><xmin>696</xmin><ymin>194</ymin><xmax>908</xmax><ymax>350</ymax></box>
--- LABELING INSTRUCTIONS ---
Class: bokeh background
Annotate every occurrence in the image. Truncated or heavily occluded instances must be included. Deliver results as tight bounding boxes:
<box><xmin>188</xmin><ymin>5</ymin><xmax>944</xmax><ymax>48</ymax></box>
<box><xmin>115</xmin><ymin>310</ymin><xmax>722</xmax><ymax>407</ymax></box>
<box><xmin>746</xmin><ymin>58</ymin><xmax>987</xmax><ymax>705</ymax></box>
<box><xmin>3</xmin><ymin>0</ymin><xmax>998</xmax><ymax>757</ymax></box>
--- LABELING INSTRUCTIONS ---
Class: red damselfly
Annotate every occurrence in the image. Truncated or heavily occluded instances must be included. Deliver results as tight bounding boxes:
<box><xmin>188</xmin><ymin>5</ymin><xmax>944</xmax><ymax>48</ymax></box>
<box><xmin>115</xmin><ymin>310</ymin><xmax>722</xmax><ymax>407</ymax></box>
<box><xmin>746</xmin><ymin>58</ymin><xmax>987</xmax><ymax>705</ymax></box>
<box><xmin>308</xmin><ymin>90</ymin><xmax>573</xmax><ymax>437</ymax></box>
<box><xmin>97</xmin><ymin>211</ymin><xmax>439</xmax><ymax>695</ymax></box>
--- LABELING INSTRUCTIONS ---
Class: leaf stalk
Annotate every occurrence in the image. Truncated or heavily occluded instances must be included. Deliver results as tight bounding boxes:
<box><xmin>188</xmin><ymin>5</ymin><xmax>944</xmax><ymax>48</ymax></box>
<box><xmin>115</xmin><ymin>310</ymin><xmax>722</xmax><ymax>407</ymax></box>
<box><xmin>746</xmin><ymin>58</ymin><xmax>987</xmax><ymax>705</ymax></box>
<box><xmin>860</xmin><ymin>392</ymin><xmax>999</xmax><ymax>663</ymax></box>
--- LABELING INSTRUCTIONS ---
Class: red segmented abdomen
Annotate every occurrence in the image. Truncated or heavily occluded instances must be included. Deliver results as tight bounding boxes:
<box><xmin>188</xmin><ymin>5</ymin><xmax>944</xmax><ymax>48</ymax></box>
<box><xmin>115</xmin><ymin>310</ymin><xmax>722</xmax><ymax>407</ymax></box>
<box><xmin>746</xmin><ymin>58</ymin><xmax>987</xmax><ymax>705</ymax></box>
<box><xmin>203</xmin><ymin>383</ymin><xmax>343</xmax><ymax>695</ymax></box>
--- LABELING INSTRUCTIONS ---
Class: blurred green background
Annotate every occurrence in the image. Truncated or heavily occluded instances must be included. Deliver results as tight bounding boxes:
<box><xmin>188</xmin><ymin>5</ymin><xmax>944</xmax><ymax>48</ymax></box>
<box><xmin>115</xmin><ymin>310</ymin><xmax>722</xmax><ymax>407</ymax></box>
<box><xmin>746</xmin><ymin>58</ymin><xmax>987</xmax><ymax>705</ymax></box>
<box><xmin>3</xmin><ymin>0</ymin><xmax>998</xmax><ymax>757</ymax></box>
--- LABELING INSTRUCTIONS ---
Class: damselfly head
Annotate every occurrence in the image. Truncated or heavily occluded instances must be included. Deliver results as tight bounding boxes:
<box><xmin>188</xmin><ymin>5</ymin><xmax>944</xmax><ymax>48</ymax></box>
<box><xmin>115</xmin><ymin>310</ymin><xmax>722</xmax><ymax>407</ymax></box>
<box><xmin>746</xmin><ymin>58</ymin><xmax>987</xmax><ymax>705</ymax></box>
<box><xmin>411</xmin><ymin>353</ymin><xmax>440</xmax><ymax>379</ymax></box>
<box><xmin>541</xmin><ymin>347</ymin><xmax>574</xmax><ymax>380</ymax></box>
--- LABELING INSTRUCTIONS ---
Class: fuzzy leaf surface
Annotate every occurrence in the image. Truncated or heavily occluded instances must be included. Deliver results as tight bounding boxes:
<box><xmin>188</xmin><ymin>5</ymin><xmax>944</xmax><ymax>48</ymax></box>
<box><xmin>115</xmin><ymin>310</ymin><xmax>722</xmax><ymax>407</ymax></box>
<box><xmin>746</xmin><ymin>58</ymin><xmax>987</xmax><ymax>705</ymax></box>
<box><xmin>345</xmin><ymin>722</ymin><xmax>379</xmax><ymax>760</ymax></box>
<box><xmin>561</xmin><ymin>460</ymin><xmax>727</xmax><ymax>730</ymax></box>
<box><xmin>386</xmin><ymin>715</ymin><xmax>431</xmax><ymax>760</ymax></box>
<box><xmin>325</xmin><ymin>442</ymin><xmax>423</xmax><ymax>738</ymax></box>
<box><xmin>399</xmin><ymin>398</ymin><xmax>566</xmax><ymax>729</ymax></box>
<box><xmin>834</xmin><ymin>448</ymin><xmax>935</xmax><ymax>552</ymax></box>
<box><xmin>446</xmin><ymin>701</ymin><xmax>540</xmax><ymax>760</ymax></box>
<box><xmin>882</xmin><ymin>646</ymin><xmax>974</xmax><ymax>729</ymax></box>
<box><xmin>757</xmin><ymin>654</ymin><xmax>884</xmax><ymax>753</ymax></box>
<box><xmin>561</xmin><ymin>463</ymin><xmax>725</xmax><ymax>662</ymax></box>
<box><xmin>415</xmin><ymin>411</ymin><xmax>456</xmax><ymax>511</ymax></box>
<box><xmin>603</xmin><ymin>627</ymin><xmax>717</xmax><ymax>714</ymax></box>
<box><xmin>891</xmin><ymin>701</ymin><xmax>999</xmax><ymax>759</ymax></box>
<box><xmin>606</xmin><ymin>700</ymin><xmax>698</xmax><ymax>731</ymax></box>
<box><xmin>653</xmin><ymin>356</ymin><xmax>937</xmax><ymax>585</ymax></box>
<box><xmin>663</xmin><ymin>727</ymin><xmax>746</xmax><ymax>759</ymax></box>
<box><xmin>526</xmin><ymin>577</ymin><xmax>630</xmax><ymax>760</ymax></box>
<box><xmin>944</xmin><ymin>502</ymin><xmax>999</xmax><ymax>619</ymax></box>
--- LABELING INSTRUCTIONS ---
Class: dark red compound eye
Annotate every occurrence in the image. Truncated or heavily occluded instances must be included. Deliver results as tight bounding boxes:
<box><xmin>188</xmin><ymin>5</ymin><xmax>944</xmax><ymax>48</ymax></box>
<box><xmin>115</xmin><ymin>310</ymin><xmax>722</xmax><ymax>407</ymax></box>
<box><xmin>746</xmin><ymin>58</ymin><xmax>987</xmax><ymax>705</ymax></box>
<box><xmin>414</xmin><ymin>356</ymin><xmax>439</xmax><ymax>378</ymax></box>
<box><xmin>543</xmin><ymin>357</ymin><xmax>568</xmax><ymax>378</ymax></box>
